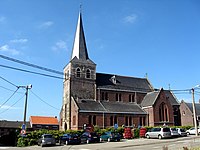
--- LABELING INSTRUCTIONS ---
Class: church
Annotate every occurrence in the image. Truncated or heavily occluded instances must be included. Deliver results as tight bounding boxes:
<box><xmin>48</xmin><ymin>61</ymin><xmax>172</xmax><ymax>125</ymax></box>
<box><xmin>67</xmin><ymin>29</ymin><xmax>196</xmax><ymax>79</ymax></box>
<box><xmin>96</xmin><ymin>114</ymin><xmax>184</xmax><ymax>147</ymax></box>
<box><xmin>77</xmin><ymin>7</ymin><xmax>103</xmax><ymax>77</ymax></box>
<box><xmin>60</xmin><ymin>11</ymin><xmax>181</xmax><ymax>130</ymax></box>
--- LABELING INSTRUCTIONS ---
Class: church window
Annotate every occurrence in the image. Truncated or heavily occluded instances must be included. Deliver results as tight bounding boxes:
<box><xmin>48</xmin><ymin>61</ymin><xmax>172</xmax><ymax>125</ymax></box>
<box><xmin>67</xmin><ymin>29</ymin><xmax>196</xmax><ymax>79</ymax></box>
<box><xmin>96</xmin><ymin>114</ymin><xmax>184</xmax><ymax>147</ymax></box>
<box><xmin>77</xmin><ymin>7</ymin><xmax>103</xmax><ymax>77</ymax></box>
<box><xmin>129</xmin><ymin>116</ymin><xmax>132</xmax><ymax>126</ymax></box>
<box><xmin>93</xmin><ymin>115</ymin><xmax>96</xmax><ymax>125</ymax></box>
<box><xmin>86</xmin><ymin>69</ymin><xmax>91</xmax><ymax>79</ymax></box>
<box><xmin>114</xmin><ymin>116</ymin><xmax>118</xmax><ymax>124</ymax></box>
<box><xmin>116</xmin><ymin>93</ymin><xmax>118</xmax><ymax>101</ymax></box>
<box><xmin>76</xmin><ymin>68</ymin><xmax>81</xmax><ymax>78</ymax></box>
<box><xmin>116</xmin><ymin>93</ymin><xmax>122</xmax><ymax>102</ymax></box>
<box><xmin>110</xmin><ymin>116</ymin><xmax>113</xmax><ymax>126</ymax></box>
<box><xmin>88</xmin><ymin>115</ymin><xmax>96</xmax><ymax>125</ymax></box>
<box><xmin>129</xmin><ymin>94</ymin><xmax>135</xmax><ymax>102</ymax></box>
<box><xmin>89</xmin><ymin>115</ymin><xmax>92</xmax><ymax>124</ymax></box>
<box><xmin>125</xmin><ymin>116</ymin><xmax>128</xmax><ymax>126</ymax></box>
<box><xmin>159</xmin><ymin>102</ymin><xmax>169</xmax><ymax>122</ymax></box>
<box><xmin>105</xmin><ymin>92</ymin><xmax>108</xmax><ymax>100</ymax></box>
<box><xmin>102</xmin><ymin>92</ymin><xmax>109</xmax><ymax>100</ymax></box>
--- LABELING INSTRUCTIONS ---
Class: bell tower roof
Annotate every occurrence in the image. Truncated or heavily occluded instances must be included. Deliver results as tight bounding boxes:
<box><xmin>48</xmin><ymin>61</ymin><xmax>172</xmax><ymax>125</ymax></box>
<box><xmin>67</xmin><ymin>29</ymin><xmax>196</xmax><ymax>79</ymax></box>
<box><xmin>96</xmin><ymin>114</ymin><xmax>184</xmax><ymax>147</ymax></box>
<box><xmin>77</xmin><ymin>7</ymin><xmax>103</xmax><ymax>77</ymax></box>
<box><xmin>71</xmin><ymin>11</ymin><xmax>89</xmax><ymax>60</ymax></box>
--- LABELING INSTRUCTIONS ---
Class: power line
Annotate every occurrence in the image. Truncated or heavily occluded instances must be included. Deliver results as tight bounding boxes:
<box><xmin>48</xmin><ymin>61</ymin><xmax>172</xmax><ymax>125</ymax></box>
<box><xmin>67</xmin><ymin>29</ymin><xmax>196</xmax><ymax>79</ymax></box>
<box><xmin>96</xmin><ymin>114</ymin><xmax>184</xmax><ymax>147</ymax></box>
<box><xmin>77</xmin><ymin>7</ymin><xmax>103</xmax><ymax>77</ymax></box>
<box><xmin>30</xmin><ymin>89</ymin><xmax>60</xmax><ymax>111</ymax></box>
<box><xmin>0</xmin><ymin>94</ymin><xmax>25</xmax><ymax>115</ymax></box>
<box><xmin>0</xmin><ymin>88</ymin><xmax>19</xmax><ymax>108</ymax></box>
<box><xmin>0</xmin><ymin>75</ymin><xmax>18</xmax><ymax>88</ymax></box>
<box><xmin>0</xmin><ymin>54</ymin><xmax>63</xmax><ymax>75</ymax></box>
<box><xmin>0</xmin><ymin>64</ymin><xmax>63</xmax><ymax>80</ymax></box>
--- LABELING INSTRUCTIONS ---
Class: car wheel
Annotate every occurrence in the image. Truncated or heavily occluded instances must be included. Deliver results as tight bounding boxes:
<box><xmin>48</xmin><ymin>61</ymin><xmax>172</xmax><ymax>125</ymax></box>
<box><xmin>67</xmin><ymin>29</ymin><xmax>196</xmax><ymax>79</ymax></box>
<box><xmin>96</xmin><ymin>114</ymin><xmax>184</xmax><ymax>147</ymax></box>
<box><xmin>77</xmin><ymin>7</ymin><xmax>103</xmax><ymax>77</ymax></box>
<box><xmin>146</xmin><ymin>134</ymin><xmax>150</xmax><ymax>139</ymax></box>
<box><xmin>86</xmin><ymin>139</ymin><xmax>89</xmax><ymax>144</ymax></box>
<box><xmin>158</xmin><ymin>135</ymin><xmax>162</xmax><ymax>139</ymax></box>
<box><xmin>66</xmin><ymin>140</ymin><xmax>68</xmax><ymax>145</ymax></box>
<box><xmin>187</xmin><ymin>132</ymin><xmax>190</xmax><ymax>135</ymax></box>
<box><xmin>108</xmin><ymin>138</ymin><xmax>111</xmax><ymax>142</ymax></box>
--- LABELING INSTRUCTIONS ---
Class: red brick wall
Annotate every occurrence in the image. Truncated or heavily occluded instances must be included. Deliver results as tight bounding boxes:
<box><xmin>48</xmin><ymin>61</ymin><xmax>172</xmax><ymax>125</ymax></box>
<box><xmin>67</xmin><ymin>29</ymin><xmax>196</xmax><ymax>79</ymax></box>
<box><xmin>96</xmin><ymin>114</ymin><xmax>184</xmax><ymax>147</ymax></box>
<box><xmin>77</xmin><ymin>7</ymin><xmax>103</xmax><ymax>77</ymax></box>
<box><xmin>75</xmin><ymin>112</ymin><xmax>146</xmax><ymax>130</ymax></box>
<box><xmin>97</xmin><ymin>89</ymin><xmax>147</xmax><ymax>104</ymax></box>
<box><xmin>180</xmin><ymin>101</ymin><xmax>194</xmax><ymax>126</ymax></box>
<box><xmin>143</xmin><ymin>107</ymin><xmax>154</xmax><ymax>126</ymax></box>
<box><xmin>153</xmin><ymin>91</ymin><xmax>174</xmax><ymax>126</ymax></box>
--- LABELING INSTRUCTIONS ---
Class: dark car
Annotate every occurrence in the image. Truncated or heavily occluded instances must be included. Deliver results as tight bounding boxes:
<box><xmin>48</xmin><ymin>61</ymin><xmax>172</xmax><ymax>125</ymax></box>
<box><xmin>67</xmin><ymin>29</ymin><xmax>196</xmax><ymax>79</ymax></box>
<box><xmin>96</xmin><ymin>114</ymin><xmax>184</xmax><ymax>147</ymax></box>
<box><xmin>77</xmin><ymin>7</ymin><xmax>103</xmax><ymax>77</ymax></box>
<box><xmin>80</xmin><ymin>132</ymin><xmax>100</xmax><ymax>144</ymax></box>
<box><xmin>100</xmin><ymin>131</ymin><xmax>121</xmax><ymax>142</ymax></box>
<box><xmin>59</xmin><ymin>133</ymin><xmax>81</xmax><ymax>145</ymax></box>
<box><xmin>38</xmin><ymin>134</ymin><xmax>56</xmax><ymax>147</ymax></box>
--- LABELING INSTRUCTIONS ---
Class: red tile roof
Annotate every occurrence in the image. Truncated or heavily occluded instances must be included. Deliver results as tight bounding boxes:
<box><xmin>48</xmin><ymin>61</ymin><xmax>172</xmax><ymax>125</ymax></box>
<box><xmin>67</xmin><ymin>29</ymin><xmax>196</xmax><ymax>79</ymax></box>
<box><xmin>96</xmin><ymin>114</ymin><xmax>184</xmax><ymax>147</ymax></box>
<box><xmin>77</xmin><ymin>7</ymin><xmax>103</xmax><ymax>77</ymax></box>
<box><xmin>30</xmin><ymin>116</ymin><xmax>58</xmax><ymax>125</ymax></box>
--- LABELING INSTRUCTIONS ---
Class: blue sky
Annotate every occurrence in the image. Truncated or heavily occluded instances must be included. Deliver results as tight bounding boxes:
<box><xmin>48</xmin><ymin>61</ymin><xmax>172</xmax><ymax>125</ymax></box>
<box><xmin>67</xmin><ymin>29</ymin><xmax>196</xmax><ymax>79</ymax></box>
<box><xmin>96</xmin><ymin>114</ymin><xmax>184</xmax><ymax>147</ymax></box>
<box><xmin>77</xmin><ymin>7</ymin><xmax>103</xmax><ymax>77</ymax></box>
<box><xmin>0</xmin><ymin>0</ymin><xmax>200</xmax><ymax>121</ymax></box>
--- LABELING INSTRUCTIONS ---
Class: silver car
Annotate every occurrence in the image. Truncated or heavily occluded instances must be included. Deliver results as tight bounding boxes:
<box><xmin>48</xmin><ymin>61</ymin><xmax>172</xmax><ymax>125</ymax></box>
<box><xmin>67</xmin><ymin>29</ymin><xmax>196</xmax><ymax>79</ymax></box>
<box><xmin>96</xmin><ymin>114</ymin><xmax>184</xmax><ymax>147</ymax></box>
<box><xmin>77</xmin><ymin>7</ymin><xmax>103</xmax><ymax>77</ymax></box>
<box><xmin>170</xmin><ymin>128</ymin><xmax>179</xmax><ymax>137</ymax></box>
<box><xmin>177</xmin><ymin>128</ymin><xmax>187</xmax><ymax>137</ymax></box>
<box><xmin>145</xmin><ymin>127</ymin><xmax>171</xmax><ymax>139</ymax></box>
<box><xmin>38</xmin><ymin>134</ymin><xmax>56</xmax><ymax>147</ymax></box>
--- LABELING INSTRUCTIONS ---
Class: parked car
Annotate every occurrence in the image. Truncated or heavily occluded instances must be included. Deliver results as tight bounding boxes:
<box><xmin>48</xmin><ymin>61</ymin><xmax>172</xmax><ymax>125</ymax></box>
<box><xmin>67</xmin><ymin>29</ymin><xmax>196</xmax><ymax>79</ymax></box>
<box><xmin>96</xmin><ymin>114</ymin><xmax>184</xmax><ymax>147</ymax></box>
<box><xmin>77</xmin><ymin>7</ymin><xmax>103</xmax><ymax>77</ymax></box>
<box><xmin>145</xmin><ymin>127</ymin><xmax>171</xmax><ymax>139</ymax></box>
<box><xmin>170</xmin><ymin>128</ymin><xmax>179</xmax><ymax>137</ymax></box>
<box><xmin>38</xmin><ymin>134</ymin><xmax>56</xmax><ymax>147</ymax></box>
<box><xmin>186</xmin><ymin>127</ymin><xmax>200</xmax><ymax>135</ymax></box>
<box><xmin>177</xmin><ymin>128</ymin><xmax>187</xmax><ymax>137</ymax></box>
<box><xmin>100</xmin><ymin>131</ymin><xmax>121</xmax><ymax>142</ymax></box>
<box><xmin>80</xmin><ymin>132</ymin><xmax>100</xmax><ymax>144</ymax></box>
<box><xmin>59</xmin><ymin>133</ymin><xmax>81</xmax><ymax>145</ymax></box>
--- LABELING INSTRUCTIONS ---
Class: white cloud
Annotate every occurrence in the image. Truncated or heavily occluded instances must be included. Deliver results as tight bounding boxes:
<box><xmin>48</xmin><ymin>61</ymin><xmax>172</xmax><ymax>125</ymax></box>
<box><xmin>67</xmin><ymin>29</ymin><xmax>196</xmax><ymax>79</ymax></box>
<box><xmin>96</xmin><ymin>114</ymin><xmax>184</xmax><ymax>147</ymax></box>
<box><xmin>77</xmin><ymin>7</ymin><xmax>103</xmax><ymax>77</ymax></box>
<box><xmin>0</xmin><ymin>105</ymin><xmax>21</xmax><ymax>110</ymax></box>
<box><xmin>0</xmin><ymin>16</ymin><xmax>6</xmax><ymax>23</ymax></box>
<box><xmin>0</xmin><ymin>44</ymin><xmax>20</xmax><ymax>55</ymax></box>
<box><xmin>10</xmin><ymin>39</ymin><xmax>28</xmax><ymax>43</ymax></box>
<box><xmin>123</xmin><ymin>14</ymin><xmax>138</xmax><ymax>24</ymax></box>
<box><xmin>52</xmin><ymin>40</ymin><xmax>68</xmax><ymax>52</ymax></box>
<box><xmin>39</xmin><ymin>21</ymin><xmax>54</xmax><ymax>29</ymax></box>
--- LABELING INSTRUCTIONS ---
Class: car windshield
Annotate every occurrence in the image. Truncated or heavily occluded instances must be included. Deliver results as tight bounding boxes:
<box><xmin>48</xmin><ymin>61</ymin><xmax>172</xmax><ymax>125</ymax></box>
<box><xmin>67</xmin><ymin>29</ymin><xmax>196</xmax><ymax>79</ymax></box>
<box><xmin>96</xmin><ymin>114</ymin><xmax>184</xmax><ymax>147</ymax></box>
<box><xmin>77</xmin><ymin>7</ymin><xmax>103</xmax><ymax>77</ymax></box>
<box><xmin>171</xmin><ymin>128</ymin><xmax>177</xmax><ymax>131</ymax></box>
<box><xmin>44</xmin><ymin>135</ymin><xmax>53</xmax><ymax>138</ymax></box>
<box><xmin>163</xmin><ymin>128</ymin><xmax>170</xmax><ymax>132</ymax></box>
<box><xmin>91</xmin><ymin>132</ymin><xmax>98</xmax><ymax>136</ymax></box>
<box><xmin>180</xmin><ymin>128</ymin><xmax>185</xmax><ymax>132</ymax></box>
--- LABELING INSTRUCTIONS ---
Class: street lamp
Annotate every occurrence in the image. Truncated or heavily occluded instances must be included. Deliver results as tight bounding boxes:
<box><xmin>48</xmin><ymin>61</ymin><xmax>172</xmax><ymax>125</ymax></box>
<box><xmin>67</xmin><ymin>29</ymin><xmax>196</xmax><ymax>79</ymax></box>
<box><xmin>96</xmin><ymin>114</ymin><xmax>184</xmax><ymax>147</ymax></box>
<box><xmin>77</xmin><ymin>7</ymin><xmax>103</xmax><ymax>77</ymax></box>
<box><xmin>191</xmin><ymin>85</ymin><xmax>200</xmax><ymax>136</ymax></box>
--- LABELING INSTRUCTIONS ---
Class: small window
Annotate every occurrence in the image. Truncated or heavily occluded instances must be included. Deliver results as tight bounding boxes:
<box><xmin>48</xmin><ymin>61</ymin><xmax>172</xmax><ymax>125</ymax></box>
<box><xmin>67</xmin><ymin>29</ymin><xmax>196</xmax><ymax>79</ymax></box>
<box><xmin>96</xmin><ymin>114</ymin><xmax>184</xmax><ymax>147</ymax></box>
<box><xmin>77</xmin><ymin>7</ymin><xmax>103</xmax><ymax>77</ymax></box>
<box><xmin>86</xmin><ymin>69</ymin><xmax>91</xmax><ymax>79</ymax></box>
<box><xmin>76</xmin><ymin>68</ymin><xmax>81</xmax><ymax>78</ymax></box>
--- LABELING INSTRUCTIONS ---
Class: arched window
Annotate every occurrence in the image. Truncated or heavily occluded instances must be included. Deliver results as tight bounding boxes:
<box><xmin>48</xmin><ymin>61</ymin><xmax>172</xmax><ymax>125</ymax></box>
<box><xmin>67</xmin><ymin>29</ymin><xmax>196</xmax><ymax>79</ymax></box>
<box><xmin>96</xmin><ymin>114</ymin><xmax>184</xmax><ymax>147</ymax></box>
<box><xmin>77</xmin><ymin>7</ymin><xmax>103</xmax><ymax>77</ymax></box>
<box><xmin>110</xmin><ymin>116</ymin><xmax>113</xmax><ymax>126</ymax></box>
<box><xmin>76</xmin><ymin>68</ymin><xmax>81</xmax><ymax>78</ymax></box>
<box><xmin>86</xmin><ymin>69</ymin><xmax>91</xmax><ymax>79</ymax></box>
<box><xmin>93</xmin><ymin>115</ymin><xmax>96</xmax><ymax>125</ymax></box>
<box><xmin>129</xmin><ymin>116</ymin><xmax>132</xmax><ymax>126</ymax></box>
<box><xmin>89</xmin><ymin>115</ymin><xmax>92</xmax><ymax>124</ymax></box>
<box><xmin>114</xmin><ymin>116</ymin><xmax>118</xmax><ymax>124</ymax></box>
<box><xmin>125</xmin><ymin>116</ymin><xmax>128</xmax><ymax>126</ymax></box>
<box><xmin>159</xmin><ymin>102</ymin><xmax>169</xmax><ymax>122</ymax></box>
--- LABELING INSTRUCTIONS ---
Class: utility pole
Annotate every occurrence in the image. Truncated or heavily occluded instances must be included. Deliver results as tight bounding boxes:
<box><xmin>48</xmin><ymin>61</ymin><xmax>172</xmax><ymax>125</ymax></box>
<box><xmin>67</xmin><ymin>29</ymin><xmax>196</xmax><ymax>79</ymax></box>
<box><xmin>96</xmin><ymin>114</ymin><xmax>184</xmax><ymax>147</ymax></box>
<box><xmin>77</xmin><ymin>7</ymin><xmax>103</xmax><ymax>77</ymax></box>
<box><xmin>18</xmin><ymin>84</ymin><xmax>32</xmax><ymax>126</ymax></box>
<box><xmin>191</xmin><ymin>88</ymin><xmax>198</xmax><ymax>136</ymax></box>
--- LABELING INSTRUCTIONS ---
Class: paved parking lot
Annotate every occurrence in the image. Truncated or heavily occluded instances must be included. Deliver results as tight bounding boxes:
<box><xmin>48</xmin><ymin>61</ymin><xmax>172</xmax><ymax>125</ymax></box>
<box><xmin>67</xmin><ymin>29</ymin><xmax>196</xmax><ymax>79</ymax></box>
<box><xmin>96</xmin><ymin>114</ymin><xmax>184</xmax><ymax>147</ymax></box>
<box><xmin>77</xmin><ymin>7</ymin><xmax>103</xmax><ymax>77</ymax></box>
<box><xmin>1</xmin><ymin>135</ymin><xmax>200</xmax><ymax>150</ymax></box>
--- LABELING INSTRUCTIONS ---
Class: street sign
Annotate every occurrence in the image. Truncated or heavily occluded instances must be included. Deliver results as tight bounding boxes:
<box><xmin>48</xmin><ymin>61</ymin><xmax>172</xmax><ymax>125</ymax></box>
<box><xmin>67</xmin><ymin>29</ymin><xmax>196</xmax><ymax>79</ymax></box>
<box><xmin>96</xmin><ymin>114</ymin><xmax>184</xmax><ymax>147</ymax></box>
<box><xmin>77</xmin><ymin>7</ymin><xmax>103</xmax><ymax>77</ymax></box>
<box><xmin>20</xmin><ymin>129</ymin><xmax>26</xmax><ymax>135</ymax></box>
<box><xmin>114</xmin><ymin>124</ymin><xmax>118</xmax><ymax>129</ymax></box>
<box><xmin>22</xmin><ymin>124</ymin><xmax>26</xmax><ymax>130</ymax></box>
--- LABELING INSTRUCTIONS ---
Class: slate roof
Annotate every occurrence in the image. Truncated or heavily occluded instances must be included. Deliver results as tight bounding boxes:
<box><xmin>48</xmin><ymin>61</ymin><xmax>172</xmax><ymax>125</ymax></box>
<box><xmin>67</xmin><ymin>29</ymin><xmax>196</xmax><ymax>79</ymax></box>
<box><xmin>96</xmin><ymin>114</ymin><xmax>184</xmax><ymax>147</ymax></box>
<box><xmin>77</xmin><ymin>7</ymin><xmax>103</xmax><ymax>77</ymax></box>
<box><xmin>141</xmin><ymin>91</ymin><xmax>159</xmax><ymax>107</ymax></box>
<box><xmin>30</xmin><ymin>116</ymin><xmax>59</xmax><ymax>125</ymax></box>
<box><xmin>185</xmin><ymin>102</ymin><xmax>200</xmax><ymax>116</ymax></box>
<box><xmin>164</xmin><ymin>90</ymin><xmax>180</xmax><ymax>105</ymax></box>
<box><xmin>76</xmin><ymin>99</ymin><xmax>105</xmax><ymax>112</ymax></box>
<box><xmin>76</xmin><ymin>99</ymin><xmax>146</xmax><ymax>114</ymax></box>
<box><xmin>141</xmin><ymin>90</ymin><xmax>179</xmax><ymax>107</ymax></box>
<box><xmin>102</xmin><ymin>101</ymin><xmax>146</xmax><ymax>114</ymax></box>
<box><xmin>0</xmin><ymin>120</ymin><xmax>31</xmax><ymax>128</ymax></box>
<box><xmin>96</xmin><ymin>73</ymin><xmax>153</xmax><ymax>92</ymax></box>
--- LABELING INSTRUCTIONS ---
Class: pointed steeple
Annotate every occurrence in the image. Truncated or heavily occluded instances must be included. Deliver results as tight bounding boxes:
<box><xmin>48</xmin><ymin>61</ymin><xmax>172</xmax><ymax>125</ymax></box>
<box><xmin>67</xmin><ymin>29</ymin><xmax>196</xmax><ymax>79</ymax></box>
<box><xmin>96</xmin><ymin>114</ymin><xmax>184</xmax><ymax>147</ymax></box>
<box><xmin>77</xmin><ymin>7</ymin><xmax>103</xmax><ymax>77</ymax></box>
<box><xmin>71</xmin><ymin>11</ymin><xmax>89</xmax><ymax>60</ymax></box>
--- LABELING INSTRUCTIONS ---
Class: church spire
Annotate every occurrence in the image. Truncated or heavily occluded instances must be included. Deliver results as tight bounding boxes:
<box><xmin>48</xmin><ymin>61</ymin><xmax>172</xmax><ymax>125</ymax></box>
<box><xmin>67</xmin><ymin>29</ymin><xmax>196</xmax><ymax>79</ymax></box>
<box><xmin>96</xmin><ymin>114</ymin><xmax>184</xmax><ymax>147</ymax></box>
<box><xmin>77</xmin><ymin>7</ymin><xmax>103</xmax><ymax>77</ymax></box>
<box><xmin>71</xmin><ymin>11</ymin><xmax>89</xmax><ymax>60</ymax></box>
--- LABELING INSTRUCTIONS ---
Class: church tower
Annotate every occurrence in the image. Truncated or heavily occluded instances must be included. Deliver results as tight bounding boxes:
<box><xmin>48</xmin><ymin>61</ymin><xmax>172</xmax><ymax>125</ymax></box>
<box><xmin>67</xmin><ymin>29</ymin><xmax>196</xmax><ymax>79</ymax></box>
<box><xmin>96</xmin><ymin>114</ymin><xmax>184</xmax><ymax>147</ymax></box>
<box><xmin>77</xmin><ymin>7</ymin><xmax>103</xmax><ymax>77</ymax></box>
<box><xmin>61</xmin><ymin>11</ymin><xmax>96</xmax><ymax>130</ymax></box>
